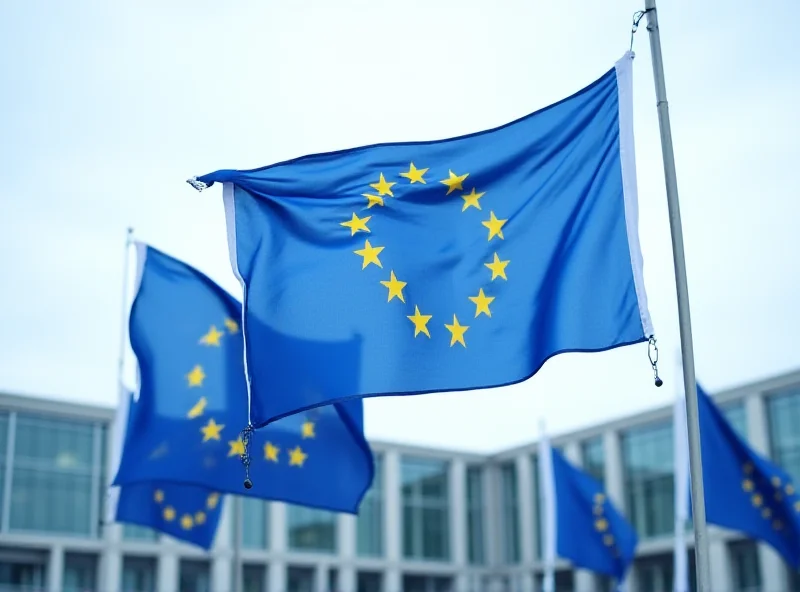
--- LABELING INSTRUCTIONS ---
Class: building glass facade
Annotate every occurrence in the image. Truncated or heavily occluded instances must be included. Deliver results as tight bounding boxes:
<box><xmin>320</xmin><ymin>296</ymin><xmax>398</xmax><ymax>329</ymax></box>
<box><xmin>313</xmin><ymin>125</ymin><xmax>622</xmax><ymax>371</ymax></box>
<box><xmin>357</xmin><ymin>454</ymin><xmax>383</xmax><ymax>557</ymax></box>
<box><xmin>401</xmin><ymin>456</ymin><xmax>450</xmax><ymax>561</ymax></box>
<box><xmin>0</xmin><ymin>369</ymin><xmax>797</xmax><ymax>592</ymax></box>
<box><xmin>466</xmin><ymin>465</ymin><xmax>485</xmax><ymax>565</ymax></box>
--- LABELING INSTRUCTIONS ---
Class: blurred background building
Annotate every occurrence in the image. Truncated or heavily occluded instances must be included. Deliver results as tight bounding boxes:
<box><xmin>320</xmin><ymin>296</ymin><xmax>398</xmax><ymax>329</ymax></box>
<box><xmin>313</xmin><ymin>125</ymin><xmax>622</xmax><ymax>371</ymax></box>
<box><xmin>0</xmin><ymin>367</ymin><xmax>798</xmax><ymax>592</ymax></box>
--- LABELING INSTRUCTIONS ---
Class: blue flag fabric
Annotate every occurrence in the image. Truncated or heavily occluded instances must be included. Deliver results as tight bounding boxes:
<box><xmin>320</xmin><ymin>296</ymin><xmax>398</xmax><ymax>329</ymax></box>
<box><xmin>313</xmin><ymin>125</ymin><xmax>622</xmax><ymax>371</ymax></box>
<box><xmin>114</xmin><ymin>393</ymin><xmax>224</xmax><ymax>550</ymax></box>
<box><xmin>112</xmin><ymin>243</ymin><xmax>374</xmax><ymax>513</ymax></box>
<box><xmin>695</xmin><ymin>384</ymin><xmax>800</xmax><ymax>567</ymax></box>
<box><xmin>552</xmin><ymin>448</ymin><xmax>637</xmax><ymax>579</ymax></box>
<box><xmin>194</xmin><ymin>52</ymin><xmax>653</xmax><ymax>427</ymax></box>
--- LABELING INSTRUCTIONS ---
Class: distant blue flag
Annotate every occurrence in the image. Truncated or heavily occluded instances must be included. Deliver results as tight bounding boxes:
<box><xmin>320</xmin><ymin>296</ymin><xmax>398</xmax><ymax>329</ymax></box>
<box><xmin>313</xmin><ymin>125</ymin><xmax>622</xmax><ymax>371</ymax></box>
<box><xmin>694</xmin><ymin>384</ymin><xmax>800</xmax><ymax>567</ymax></box>
<box><xmin>112</xmin><ymin>243</ymin><xmax>374</xmax><ymax>513</ymax></box>
<box><xmin>551</xmin><ymin>448</ymin><xmax>638</xmax><ymax>580</ymax></box>
<box><xmin>114</xmin><ymin>393</ymin><xmax>224</xmax><ymax>550</ymax></box>
<box><xmin>193</xmin><ymin>51</ymin><xmax>653</xmax><ymax>427</ymax></box>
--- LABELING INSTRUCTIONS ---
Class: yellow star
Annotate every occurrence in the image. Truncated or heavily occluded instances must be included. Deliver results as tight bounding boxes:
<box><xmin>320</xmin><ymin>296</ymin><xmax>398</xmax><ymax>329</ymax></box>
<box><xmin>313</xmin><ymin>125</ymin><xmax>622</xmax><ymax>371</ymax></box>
<box><xmin>794</xmin><ymin>500</ymin><xmax>800</xmax><ymax>512</ymax></box>
<box><xmin>594</xmin><ymin>518</ymin><xmax>608</xmax><ymax>531</ymax></box>
<box><xmin>444</xmin><ymin>315</ymin><xmax>469</xmax><ymax>348</ymax></box>
<box><xmin>264</xmin><ymin>442</ymin><xmax>280</xmax><ymax>462</ymax></box>
<box><xmin>407</xmin><ymin>306</ymin><xmax>432</xmax><ymax>338</ymax></box>
<box><xmin>594</xmin><ymin>493</ymin><xmax>606</xmax><ymax>505</ymax></box>
<box><xmin>301</xmin><ymin>421</ymin><xmax>316</xmax><ymax>439</ymax></box>
<box><xmin>468</xmin><ymin>288</ymin><xmax>494</xmax><ymax>318</ymax></box>
<box><xmin>603</xmin><ymin>534</ymin><xmax>614</xmax><ymax>546</ymax></box>
<box><xmin>340</xmin><ymin>212</ymin><xmax>371</xmax><ymax>236</ymax></box>
<box><xmin>482</xmin><ymin>210</ymin><xmax>507</xmax><ymax>241</ymax></box>
<box><xmin>154</xmin><ymin>489</ymin><xmax>164</xmax><ymax>503</ymax></box>
<box><xmin>440</xmin><ymin>170</ymin><xmax>469</xmax><ymax>195</ymax></box>
<box><xmin>742</xmin><ymin>479</ymin><xmax>754</xmax><ymax>492</ymax></box>
<box><xmin>380</xmin><ymin>270</ymin><xmax>407</xmax><ymax>303</ymax></box>
<box><xmin>399</xmin><ymin>162</ymin><xmax>428</xmax><ymax>184</ymax></box>
<box><xmin>206</xmin><ymin>493</ymin><xmax>219</xmax><ymax>510</ymax></box>
<box><xmin>592</xmin><ymin>505</ymin><xmax>603</xmax><ymax>516</ymax></box>
<box><xmin>786</xmin><ymin>484</ymin><xmax>795</xmax><ymax>495</ymax></box>
<box><xmin>752</xmin><ymin>493</ymin><xmax>763</xmax><ymax>507</ymax></box>
<box><xmin>762</xmin><ymin>507</ymin><xmax>772</xmax><ymax>519</ymax></box>
<box><xmin>163</xmin><ymin>506</ymin><xmax>176</xmax><ymax>521</ymax></box>
<box><xmin>289</xmin><ymin>446</ymin><xmax>308</xmax><ymax>467</ymax></box>
<box><xmin>180</xmin><ymin>514</ymin><xmax>194</xmax><ymax>530</ymax></box>
<box><xmin>772</xmin><ymin>476</ymin><xmax>782</xmax><ymax>487</ymax></box>
<box><xmin>354</xmin><ymin>240</ymin><xmax>384</xmax><ymax>269</ymax></box>
<box><xmin>362</xmin><ymin>193</ymin><xmax>385</xmax><ymax>209</ymax></box>
<box><xmin>194</xmin><ymin>511</ymin><xmax>207</xmax><ymax>525</ymax></box>
<box><xmin>187</xmin><ymin>397</ymin><xmax>207</xmax><ymax>419</ymax></box>
<box><xmin>485</xmin><ymin>252</ymin><xmax>510</xmax><ymax>281</ymax></box>
<box><xmin>369</xmin><ymin>173</ymin><xmax>396</xmax><ymax>197</ymax></box>
<box><xmin>224</xmin><ymin>318</ymin><xmax>239</xmax><ymax>333</ymax></box>
<box><xmin>461</xmin><ymin>188</ymin><xmax>485</xmax><ymax>211</ymax></box>
<box><xmin>200</xmin><ymin>418</ymin><xmax>224</xmax><ymax>442</ymax></box>
<box><xmin>199</xmin><ymin>325</ymin><xmax>224</xmax><ymax>346</ymax></box>
<box><xmin>186</xmin><ymin>365</ymin><xmax>205</xmax><ymax>387</ymax></box>
<box><xmin>228</xmin><ymin>438</ymin><xmax>245</xmax><ymax>457</ymax></box>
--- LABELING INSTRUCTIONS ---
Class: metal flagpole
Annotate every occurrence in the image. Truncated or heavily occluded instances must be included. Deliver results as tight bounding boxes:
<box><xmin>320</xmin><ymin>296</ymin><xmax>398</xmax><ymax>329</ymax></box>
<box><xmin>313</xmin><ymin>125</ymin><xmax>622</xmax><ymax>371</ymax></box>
<box><xmin>116</xmin><ymin>228</ymin><xmax>135</xmax><ymax>383</ymax></box>
<box><xmin>642</xmin><ymin>2</ymin><xmax>711</xmax><ymax>590</ymax></box>
<box><xmin>232</xmin><ymin>496</ymin><xmax>242</xmax><ymax>592</ymax></box>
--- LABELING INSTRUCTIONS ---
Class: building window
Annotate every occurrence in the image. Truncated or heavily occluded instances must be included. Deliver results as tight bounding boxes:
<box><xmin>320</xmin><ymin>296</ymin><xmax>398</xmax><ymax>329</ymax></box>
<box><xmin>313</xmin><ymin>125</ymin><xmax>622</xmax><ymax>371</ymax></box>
<box><xmin>242</xmin><ymin>564</ymin><xmax>266</xmax><ymax>592</ymax></box>
<box><xmin>357</xmin><ymin>454</ymin><xmax>383</xmax><ymax>557</ymax></box>
<box><xmin>0</xmin><ymin>548</ymin><xmax>48</xmax><ymax>590</ymax></box>
<box><xmin>287</xmin><ymin>505</ymin><xmax>337</xmax><ymax>552</ymax></box>
<box><xmin>720</xmin><ymin>401</ymin><xmax>748</xmax><ymax>440</ymax></box>
<box><xmin>581</xmin><ymin>436</ymin><xmax>605</xmax><ymax>486</ymax></box>
<box><xmin>401</xmin><ymin>456</ymin><xmax>450</xmax><ymax>561</ymax></box>
<box><xmin>531</xmin><ymin>455</ymin><xmax>543</xmax><ymax>559</ymax></box>
<box><xmin>178</xmin><ymin>560</ymin><xmax>210</xmax><ymax>592</ymax></box>
<box><xmin>466</xmin><ymin>465</ymin><xmax>485</xmax><ymax>565</ymax></box>
<box><xmin>534</xmin><ymin>570</ymin><xmax>573</xmax><ymax>592</ymax></box>
<box><xmin>622</xmin><ymin>422</ymin><xmax>674</xmax><ymax>538</ymax></box>
<box><xmin>402</xmin><ymin>575</ymin><xmax>452</xmax><ymax>592</ymax></box>
<box><xmin>10</xmin><ymin>413</ymin><xmax>97</xmax><ymax>536</ymax></box>
<box><xmin>231</xmin><ymin>496</ymin><xmax>268</xmax><ymax>550</ymax></box>
<box><xmin>122</xmin><ymin>524</ymin><xmax>158</xmax><ymax>542</ymax></box>
<box><xmin>121</xmin><ymin>556</ymin><xmax>157</xmax><ymax>592</ymax></box>
<box><xmin>768</xmin><ymin>389</ymin><xmax>800</xmax><ymax>479</ymax></box>
<box><xmin>63</xmin><ymin>553</ymin><xmax>97</xmax><ymax>592</ymax></box>
<box><xmin>287</xmin><ymin>566</ymin><xmax>315</xmax><ymax>592</ymax></box>
<box><xmin>0</xmin><ymin>413</ymin><xmax>8</xmax><ymax>519</ymax></box>
<box><xmin>357</xmin><ymin>571</ymin><xmax>383</xmax><ymax>592</ymax></box>
<box><xmin>500</xmin><ymin>463</ymin><xmax>519</xmax><ymax>563</ymax></box>
<box><xmin>729</xmin><ymin>540</ymin><xmax>760</xmax><ymax>592</ymax></box>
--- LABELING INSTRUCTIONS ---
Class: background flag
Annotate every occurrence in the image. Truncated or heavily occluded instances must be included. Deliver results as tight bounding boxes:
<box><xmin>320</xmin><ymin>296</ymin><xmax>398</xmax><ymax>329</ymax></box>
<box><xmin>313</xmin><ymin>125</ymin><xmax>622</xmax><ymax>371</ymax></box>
<box><xmin>194</xmin><ymin>51</ymin><xmax>653</xmax><ymax>427</ymax></box>
<box><xmin>112</xmin><ymin>243</ymin><xmax>374</xmax><ymax>513</ymax></box>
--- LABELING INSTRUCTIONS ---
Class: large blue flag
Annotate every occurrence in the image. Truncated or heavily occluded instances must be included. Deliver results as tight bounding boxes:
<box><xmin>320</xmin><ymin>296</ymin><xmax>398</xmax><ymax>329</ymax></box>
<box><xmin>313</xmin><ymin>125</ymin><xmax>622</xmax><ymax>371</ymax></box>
<box><xmin>692</xmin><ymin>385</ymin><xmax>800</xmax><ymax>567</ymax></box>
<box><xmin>112</xmin><ymin>243</ymin><xmax>374</xmax><ymax>513</ymax></box>
<box><xmin>192</xmin><ymin>52</ymin><xmax>653</xmax><ymax>427</ymax></box>
<box><xmin>112</xmin><ymin>392</ymin><xmax>225</xmax><ymax>550</ymax></box>
<box><xmin>551</xmin><ymin>448</ymin><xmax>637</xmax><ymax>580</ymax></box>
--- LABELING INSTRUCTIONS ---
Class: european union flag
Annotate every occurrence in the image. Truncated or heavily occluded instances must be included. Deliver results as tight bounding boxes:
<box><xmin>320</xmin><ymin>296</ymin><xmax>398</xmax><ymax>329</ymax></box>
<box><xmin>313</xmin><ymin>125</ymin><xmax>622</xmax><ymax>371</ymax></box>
<box><xmin>193</xmin><ymin>52</ymin><xmax>653</xmax><ymax>427</ymax></box>
<box><xmin>112</xmin><ymin>243</ymin><xmax>374</xmax><ymax>513</ymax></box>
<box><xmin>695</xmin><ymin>384</ymin><xmax>800</xmax><ymax>567</ymax></box>
<box><xmin>113</xmin><ymin>392</ymin><xmax>224</xmax><ymax>550</ymax></box>
<box><xmin>551</xmin><ymin>448</ymin><xmax>637</xmax><ymax>580</ymax></box>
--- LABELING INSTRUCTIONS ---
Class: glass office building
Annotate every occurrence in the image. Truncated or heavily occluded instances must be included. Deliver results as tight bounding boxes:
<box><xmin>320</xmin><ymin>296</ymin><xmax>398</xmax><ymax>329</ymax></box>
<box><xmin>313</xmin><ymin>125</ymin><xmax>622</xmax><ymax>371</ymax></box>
<box><xmin>0</xmin><ymin>367</ymin><xmax>799</xmax><ymax>592</ymax></box>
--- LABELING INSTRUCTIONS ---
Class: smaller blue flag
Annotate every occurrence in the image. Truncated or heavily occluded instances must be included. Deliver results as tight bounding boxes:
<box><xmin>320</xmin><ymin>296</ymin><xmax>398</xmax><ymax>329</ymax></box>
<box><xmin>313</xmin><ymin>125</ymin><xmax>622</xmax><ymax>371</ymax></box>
<box><xmin>696</xmin><ymin>384</ymin><xmax>800</xmax><ymax>567</ymax></box>
<box><xmin>116</xmin><ymin>481</ymin><xmax>223</xmax><ymax>550</ymax></box>
<box><xmin>113</xmin><ymin>393</ymin><xmax>224</xmax><ymax>550</ymax></box>
<box><xmin>112</xmin><ymin>244</ymin><xmax>374</xmax><ymax>513</ymax></box>
<box><xmin>551</xmin><ymin>448</ymin><xmax>638</xmax><ymax>580</ymax></box>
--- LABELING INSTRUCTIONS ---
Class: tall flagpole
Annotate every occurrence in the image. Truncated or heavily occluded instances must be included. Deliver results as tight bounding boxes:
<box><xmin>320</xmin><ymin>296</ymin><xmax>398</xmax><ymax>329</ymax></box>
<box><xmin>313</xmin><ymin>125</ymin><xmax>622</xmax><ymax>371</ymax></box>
<box><xmin>673</xmin><ymin>353</ymin><xmax>690</xmax><ymax>592</ymax></box>
<box><xmin>537</xmin><ymin>420</ymin><xmax>555</xmax><ymax>592</ymax></box>
<box><xmin>116</xmin><ymin>228</ymin><xmax>135</xmax><ymax>386</ymax></box>
<box><xmin>642</xmin><ymin>2</ymin><xmax>711</xmax><ymax>590</ymax></box>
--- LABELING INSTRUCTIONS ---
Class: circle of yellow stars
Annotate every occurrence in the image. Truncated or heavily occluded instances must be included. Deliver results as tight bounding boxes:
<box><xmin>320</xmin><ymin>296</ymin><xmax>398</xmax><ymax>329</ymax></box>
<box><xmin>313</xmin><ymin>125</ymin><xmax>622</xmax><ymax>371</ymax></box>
<box><xmin>153</xmin><ymin>487</ymin><xmax>219</xmax><ymax>532</ymax></box>
<box><xmin>181</xmin><ymin>321</ymin><xmax>316</xmax><ymax>471</ymax></box>
<box><xmin>591</xmin><ymin>493</ymin><xmax>622</xmax><ymax>558</ymax></box>
<box><xmin>740</xmin><ymin>462</ymin><xmax>800</xmax><ymax>533</ymax></box>
<box><xmin>342</xmin><ymin>162</ymin><xmax>511</xmax><ymax>349</ymax></box>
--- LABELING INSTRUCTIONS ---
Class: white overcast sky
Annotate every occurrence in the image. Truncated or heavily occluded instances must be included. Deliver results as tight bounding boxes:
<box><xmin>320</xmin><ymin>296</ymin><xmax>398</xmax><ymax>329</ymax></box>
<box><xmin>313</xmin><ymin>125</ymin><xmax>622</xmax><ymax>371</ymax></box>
<box><xmin>1</xmin><ymin>0</ymin><xmax>797</xmax><ymax>454</ymax></box>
